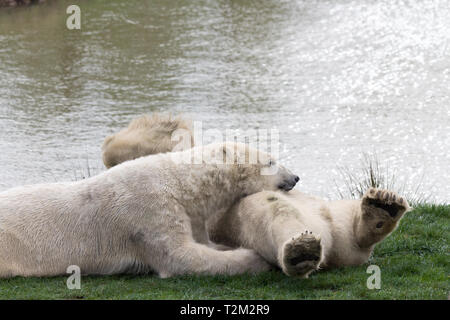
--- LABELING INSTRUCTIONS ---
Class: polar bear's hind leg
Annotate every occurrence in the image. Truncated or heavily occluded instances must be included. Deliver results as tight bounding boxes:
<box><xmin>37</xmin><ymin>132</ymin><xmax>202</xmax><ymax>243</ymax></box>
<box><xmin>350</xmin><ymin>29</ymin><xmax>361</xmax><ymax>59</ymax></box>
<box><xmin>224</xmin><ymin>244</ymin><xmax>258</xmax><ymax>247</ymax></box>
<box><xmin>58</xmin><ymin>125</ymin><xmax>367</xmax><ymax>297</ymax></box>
<box><xmin>280</xmin><ymin>231</ymin><xmax>322</xmax><ymax>278</ymax></box>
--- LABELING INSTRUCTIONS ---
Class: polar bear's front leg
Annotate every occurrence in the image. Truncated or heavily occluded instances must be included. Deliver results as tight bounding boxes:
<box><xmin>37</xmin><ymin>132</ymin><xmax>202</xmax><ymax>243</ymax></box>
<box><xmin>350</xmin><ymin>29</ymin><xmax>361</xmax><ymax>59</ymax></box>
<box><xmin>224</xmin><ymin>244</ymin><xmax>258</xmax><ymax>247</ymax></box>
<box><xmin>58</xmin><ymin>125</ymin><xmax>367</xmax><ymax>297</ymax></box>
<box><xmin>153</xmin><ymin>241</ymin><xmax>271</xmax><ymax>278</ymax></box>
<box><xmin>141</xmin><ymin>216</ymin><xmax>271</xmax><ymax>277</ymax></box>
<box><xmin>356</xmin><ymin>188</ymin><xmax>410</xmax><ymax>248</ymax></box>
<box><xmin>207</xmin><ymin>241</ymin><xmax>233</xmax><ymax>251</ymax></box>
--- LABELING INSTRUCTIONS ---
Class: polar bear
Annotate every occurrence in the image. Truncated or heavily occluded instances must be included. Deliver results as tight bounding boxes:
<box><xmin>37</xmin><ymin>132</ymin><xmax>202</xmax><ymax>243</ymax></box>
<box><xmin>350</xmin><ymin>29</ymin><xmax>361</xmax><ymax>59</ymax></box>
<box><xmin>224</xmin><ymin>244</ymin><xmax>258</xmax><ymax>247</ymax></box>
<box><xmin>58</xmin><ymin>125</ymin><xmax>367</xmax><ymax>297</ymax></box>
<box><xmin>209</xmin><ymin>188</ymin><xmax>410</xmax><ymax>277</ymax></box>
<box><xmin>0</xmin><ymin>142</ymin><xmax>299</xmax><ymax>278</ymax></box>
<box><xmin>102</xmin><ymin>114</ymin><xmax>194</xmax><ymax>168</ymax></box>
<box><xmin>103</xmin><ymin>114</ymin><xmax>411</xmax><ymax>277</ymax></box>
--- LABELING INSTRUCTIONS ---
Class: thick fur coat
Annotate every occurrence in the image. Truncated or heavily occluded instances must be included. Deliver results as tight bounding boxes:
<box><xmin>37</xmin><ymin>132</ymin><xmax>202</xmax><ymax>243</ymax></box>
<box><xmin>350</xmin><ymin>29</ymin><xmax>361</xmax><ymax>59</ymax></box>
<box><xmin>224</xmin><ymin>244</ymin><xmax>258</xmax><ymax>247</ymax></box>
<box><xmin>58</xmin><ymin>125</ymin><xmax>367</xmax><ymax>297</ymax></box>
<box><xmin>0</xmin><ymin>142</ymin><xmax>298</xmax><ymax>278</ymax></box>
<box><xmin>102</xmin><ymin>114</ymin><xmax>194</xmax><ymax>168</ymax></box>
<box><xmin>209</xmin><ymin>188</ymin><xmax>410</xmax><ymax>277</ymax></box>
<box><xmin>101</xmin><ymin>114</ymin><xmax>411</xmax><ymax>277</ymax></box>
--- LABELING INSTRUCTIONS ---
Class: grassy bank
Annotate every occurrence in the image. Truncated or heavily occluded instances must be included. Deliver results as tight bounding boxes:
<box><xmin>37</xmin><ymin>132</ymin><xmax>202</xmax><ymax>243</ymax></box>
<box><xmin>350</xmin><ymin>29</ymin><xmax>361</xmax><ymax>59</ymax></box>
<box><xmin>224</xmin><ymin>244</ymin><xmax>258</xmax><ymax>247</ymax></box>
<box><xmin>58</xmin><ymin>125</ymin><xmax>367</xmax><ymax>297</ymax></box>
<box><xmin>0</xmin><ymin>204</ymin><xmax>448</xmax><ymax>300</ymax></box>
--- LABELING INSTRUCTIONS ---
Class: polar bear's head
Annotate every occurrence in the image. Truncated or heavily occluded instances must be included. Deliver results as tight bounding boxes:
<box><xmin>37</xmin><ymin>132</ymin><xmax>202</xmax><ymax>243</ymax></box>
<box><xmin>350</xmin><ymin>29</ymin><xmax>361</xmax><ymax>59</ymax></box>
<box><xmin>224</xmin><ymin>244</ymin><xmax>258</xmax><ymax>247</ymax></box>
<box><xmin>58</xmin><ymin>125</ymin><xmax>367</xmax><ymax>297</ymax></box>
<box><xmin>217</xmin><ymin>142</ymin><xmax>299</xmax><ymax>194</ymax></box>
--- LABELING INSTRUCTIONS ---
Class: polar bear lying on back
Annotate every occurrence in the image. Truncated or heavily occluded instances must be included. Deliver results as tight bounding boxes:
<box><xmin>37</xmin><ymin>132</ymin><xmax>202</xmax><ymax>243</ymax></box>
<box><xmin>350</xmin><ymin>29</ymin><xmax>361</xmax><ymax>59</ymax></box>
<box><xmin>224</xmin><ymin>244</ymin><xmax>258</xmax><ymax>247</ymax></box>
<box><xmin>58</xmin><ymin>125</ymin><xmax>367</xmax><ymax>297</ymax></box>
<box><xmin>102</xmin><ymin>114</ymin><xmax>411</xmax><ymax>278</ymax></box>
<box><xmin>210</xmin><ymin>188</ymin><xmax>410</xmax><ymax>277</ymax></box>
<box><xmin>0</xmin><ymin>142</ymin><xmax>299</xmax><ymax>278</ymax></box>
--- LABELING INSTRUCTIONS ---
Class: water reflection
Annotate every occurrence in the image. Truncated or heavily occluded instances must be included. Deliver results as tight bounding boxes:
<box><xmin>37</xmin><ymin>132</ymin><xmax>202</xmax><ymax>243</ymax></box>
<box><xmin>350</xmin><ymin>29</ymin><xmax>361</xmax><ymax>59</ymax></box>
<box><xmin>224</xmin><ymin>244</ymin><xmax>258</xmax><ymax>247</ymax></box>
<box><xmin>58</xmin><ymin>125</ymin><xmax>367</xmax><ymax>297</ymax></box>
<box><xmin>0</xmin><ymin>0</ymin><xmax>448</xmax><ymax>202</ymax></box>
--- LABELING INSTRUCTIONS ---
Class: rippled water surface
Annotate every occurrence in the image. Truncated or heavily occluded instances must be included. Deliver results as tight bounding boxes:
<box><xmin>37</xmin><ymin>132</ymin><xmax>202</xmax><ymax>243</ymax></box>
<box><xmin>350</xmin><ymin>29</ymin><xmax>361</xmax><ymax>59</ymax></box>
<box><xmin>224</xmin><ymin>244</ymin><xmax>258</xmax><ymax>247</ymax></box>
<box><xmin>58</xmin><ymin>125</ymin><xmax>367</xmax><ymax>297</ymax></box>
<box><xmin>0</xmin><ymin>0</ymin><xmax>449</xmax><ymax>202</ymax></box>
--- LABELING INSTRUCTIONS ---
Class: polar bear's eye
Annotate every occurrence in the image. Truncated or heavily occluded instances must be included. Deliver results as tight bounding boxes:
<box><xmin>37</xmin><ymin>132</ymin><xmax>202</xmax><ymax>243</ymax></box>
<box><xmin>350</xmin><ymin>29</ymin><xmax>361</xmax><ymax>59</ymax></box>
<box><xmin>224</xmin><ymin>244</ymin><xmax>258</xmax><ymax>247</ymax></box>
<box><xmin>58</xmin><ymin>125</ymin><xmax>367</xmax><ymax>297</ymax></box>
<box><xmin>268</xmin><ymin>160</ymin><xmax>275</xmax><ymax>166</ymax></box>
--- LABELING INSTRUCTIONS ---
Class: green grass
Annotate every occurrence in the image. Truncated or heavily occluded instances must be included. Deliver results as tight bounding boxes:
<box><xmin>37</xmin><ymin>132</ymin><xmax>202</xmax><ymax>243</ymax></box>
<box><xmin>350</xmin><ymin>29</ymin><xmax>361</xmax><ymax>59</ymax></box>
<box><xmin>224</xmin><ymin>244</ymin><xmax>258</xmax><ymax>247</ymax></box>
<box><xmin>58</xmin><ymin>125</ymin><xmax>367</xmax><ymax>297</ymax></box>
<box><xmin>0</xmin><ymin>204</ymin><xmax>448</xmax><ymax>300</ymax></box>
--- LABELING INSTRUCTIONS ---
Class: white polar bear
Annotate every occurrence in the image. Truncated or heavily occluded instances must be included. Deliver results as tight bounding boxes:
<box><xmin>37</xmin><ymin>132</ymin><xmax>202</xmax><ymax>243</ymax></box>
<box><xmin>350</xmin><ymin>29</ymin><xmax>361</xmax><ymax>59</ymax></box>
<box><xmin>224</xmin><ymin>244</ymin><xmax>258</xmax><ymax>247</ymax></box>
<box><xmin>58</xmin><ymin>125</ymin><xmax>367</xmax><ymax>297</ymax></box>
<box><xmin>0</xmin><ymin>142</ymin><xmax>299</xmax><ymax>278</ymax></box>
<box><xmin>102</xmin><ymin>114</ymin><xmax>194</xmax><ymax>168</ymax></box>
<box><xmin>209</xmin><ymin>187</ymin><xmax>410</xmax><ymax>277</ymax></box>
<box><xmin>102</xmin><ymin>114</ymin><xmax>411</xmax><ymax>277</ymax></box>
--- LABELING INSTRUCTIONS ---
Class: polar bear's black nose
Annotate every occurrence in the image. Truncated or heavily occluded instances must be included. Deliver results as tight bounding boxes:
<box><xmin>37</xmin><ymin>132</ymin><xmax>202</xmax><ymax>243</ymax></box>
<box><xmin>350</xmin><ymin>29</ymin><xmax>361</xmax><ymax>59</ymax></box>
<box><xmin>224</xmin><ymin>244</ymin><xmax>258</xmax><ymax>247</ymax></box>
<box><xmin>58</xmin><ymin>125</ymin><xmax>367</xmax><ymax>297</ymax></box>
<box><xmin>278</xmin><ymin>175</ymin><xmax>299</xmax><ymax>191</ymax></box>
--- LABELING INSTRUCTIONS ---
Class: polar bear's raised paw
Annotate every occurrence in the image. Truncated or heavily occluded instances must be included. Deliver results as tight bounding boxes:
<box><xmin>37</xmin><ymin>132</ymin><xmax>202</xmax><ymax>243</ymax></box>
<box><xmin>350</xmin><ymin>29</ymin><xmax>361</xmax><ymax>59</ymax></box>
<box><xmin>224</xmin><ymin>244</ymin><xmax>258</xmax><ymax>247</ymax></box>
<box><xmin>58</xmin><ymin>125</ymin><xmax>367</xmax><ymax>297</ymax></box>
<box><xmin>280</xmin><ymin>231</ymin><xmax>322</xmax><ymax>278</ymax></box>
<box><xmin>363</xmin><ymin>188</ymin><xmax>410</xmax><ymax>219</ymax></box>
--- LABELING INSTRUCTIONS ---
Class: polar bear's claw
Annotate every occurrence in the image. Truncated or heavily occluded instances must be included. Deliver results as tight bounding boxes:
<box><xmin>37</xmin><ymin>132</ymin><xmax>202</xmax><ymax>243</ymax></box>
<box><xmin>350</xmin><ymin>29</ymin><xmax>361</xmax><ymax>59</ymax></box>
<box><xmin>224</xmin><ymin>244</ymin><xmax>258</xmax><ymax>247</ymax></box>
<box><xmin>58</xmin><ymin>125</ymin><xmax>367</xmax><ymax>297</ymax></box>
<box><xmin>281</xmin><ymin>232</ymin><xmax>322</xmax><ymax>278</ymax></box>
<box><xmin>363</xmin><ymin>188</ymin><xmax>410</xmax><ymax>219</ymax></box>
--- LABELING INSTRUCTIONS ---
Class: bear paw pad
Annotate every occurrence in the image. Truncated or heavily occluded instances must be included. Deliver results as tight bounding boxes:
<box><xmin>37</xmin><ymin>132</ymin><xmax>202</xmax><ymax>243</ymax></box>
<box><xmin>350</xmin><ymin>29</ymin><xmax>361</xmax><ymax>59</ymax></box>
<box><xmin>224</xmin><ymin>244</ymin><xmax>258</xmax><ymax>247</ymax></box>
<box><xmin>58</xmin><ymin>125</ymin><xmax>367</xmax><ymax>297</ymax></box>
<box><xmin>281</xmin><ymin>231</ymin><xmax>322</xmax><ymax>278</ymax></box>
<box><xmin>363</xmin><ymin>188</ymin><xmax>410</xmax><ymax>218</ymax></box>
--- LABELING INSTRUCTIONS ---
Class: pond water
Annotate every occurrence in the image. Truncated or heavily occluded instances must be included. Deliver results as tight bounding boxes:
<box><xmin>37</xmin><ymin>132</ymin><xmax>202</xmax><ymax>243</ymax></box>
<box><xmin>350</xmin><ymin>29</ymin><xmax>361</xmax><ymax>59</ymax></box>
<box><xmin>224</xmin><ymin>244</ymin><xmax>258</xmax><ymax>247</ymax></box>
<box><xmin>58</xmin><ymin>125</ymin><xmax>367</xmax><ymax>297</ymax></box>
<box><xmin>0</xmin><ymin>0</ymin><xmax>449</xmax><ymax>202</ymax></box>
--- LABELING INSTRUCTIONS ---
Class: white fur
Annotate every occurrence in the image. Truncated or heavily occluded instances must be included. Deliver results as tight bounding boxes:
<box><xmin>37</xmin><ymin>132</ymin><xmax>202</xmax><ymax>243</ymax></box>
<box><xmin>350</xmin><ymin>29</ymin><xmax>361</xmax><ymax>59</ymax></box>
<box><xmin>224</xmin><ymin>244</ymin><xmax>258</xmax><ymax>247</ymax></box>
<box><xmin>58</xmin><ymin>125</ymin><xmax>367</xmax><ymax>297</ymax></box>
<box><xmin>209</xmin><ymin>188</ymin><xmax>410</xmax><ymax>276</ymax></box>
<box><xmin>99</xmin><ymin>113</ymin><xmax>410</xmax><ymax>277</ymax></box>
<box><xmin>0</xmin><ymin>142</ymin><xmax>297</xmax><ymax>278</ymax></box>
